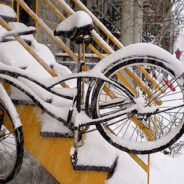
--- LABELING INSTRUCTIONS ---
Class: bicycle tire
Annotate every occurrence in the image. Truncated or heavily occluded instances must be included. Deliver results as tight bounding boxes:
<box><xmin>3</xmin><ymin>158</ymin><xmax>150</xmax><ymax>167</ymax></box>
<box><xmin>91</xmin><ymin>57</ymin><xmax>184</xmax><ymax>154</ymax></box>
<box><xmin>0</xmin><ymin>102</ymin><xmax>24</xmax><ymax>183</ymax></box>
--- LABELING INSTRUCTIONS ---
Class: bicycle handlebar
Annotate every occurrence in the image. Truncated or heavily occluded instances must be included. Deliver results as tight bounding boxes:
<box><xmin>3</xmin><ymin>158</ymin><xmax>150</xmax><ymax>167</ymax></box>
<box><xmin>0</xmin><ymin>27</ymin><xmax>36</xmax><ymax>42</ymax></box>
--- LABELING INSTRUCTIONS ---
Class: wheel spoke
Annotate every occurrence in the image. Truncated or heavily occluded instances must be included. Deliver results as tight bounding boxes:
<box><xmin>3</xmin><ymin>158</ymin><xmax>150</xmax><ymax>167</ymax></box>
<box><xmin>0</xmin><ymin>104</ymin><xmax>24</xmax><ymax>183</ymax></box>
<box><xmin>92</xmin><ymin>59</ymin><xmax>184</xmax><ymax>154</ymax></box>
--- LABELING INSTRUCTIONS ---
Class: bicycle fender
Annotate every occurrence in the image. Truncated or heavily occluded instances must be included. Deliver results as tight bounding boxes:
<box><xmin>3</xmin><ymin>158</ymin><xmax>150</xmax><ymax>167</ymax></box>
<box><xmin>94</xmin><ymin>43</ymin><xmax>184</xmax><ymax>78</ymax></box>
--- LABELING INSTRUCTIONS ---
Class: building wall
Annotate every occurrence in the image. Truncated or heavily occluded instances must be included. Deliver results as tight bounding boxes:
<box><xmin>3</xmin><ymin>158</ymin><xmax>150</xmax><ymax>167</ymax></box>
<box><xmin>37</xmin><ymin>0</ymin><xmax>65</xmax><ymax>54</ymax></box>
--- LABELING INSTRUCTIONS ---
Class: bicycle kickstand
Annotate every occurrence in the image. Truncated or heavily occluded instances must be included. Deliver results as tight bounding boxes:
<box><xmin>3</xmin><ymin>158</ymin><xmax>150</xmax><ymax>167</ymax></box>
<box><xmin>70</xmin><ymin>125</ymin><xmax>80</xmax><ymax>166</ymax></box>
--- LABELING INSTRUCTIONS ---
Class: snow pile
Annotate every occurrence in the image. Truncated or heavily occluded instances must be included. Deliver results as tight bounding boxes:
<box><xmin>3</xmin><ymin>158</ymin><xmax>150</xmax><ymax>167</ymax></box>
<box><xmin>149</xmin><ymin>152</ymin><xmax>184</xmax><ymax>184</ymax></box>
<box><xmin>0</xmin><ymin>4</ymin><xmax>17</xmax><ymax>18</ymax></box>
<box><xmin>107</xmin><ymin>150</ymin><xmax>184</xmax><ymax>184</ymax></box>
<box><xmin>106</xmin><ymin>153</ymin><xmax>147</xmax><ymax>184</ymax></box>
<box><xmin>0</xmin><ymin>23</ymin><xmax>52</xmax><ymax>76</ymax></box>
<box><xmin>0</xmin><ymin>21</ymin><xmax>75</xmax><ymax>133</ymax></box>
<box><xmin>55</xmin><ymin>11</ymin><xmax>93</xmax><ymax>32</ymax></box>
<box><xmin>39</xmin><ymin>113</ymin><xmax>72</xmax><ymax>135</ymax></box>
<box><xmin>77</xmin><ymin>127</ymin><xmax>118</xmax><ymax>167</ymax></box>
<box><xmin>8</xmin><ymin>22</ymin><xmax>36</xmax><ymax>41</ymax></box>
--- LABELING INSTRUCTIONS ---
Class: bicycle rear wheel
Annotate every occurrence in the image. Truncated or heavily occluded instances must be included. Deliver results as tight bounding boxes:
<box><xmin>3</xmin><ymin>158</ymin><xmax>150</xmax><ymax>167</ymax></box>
<box><xmin>91</xmin><ymin>57</ymin><xmax>184</xmax><ymax>154</ymax></box>
<box><xmin>0</xmin><ymin>102</ymin><xmax>24</xmax><ymax>183</ymax></box>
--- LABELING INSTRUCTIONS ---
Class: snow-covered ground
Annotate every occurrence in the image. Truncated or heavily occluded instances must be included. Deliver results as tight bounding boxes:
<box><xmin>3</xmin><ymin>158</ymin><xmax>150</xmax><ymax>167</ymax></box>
<box><xmin>150</xmin><ymin>151</ymin><xmax>184</xmax><ymax>184</ymax></box>
<box><xmin>107</xmin><ymin>147</ymin><xmax>184</xmax><ymax>184</ymax></box>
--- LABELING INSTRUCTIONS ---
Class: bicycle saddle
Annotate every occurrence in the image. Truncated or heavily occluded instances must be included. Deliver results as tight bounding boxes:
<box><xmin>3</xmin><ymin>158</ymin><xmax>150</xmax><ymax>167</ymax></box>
<box><xmin>54</xmin><ymin>11</ymin><xmax>94</xmax><ymax>44</ymax></box>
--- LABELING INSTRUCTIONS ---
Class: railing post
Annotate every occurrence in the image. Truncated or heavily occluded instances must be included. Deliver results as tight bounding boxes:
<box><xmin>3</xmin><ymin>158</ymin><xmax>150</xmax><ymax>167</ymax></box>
<box><xmin>12</xmin><ymin>0</ymin><xmax>14</xmax><ymax>8</ymax></box>
<box><xmin>35</xmin><ymin>0</ymin><xmax>38</xmax><ymax>40</ymax></box>
<box><xmin>16</xmin><ymin>0</ymin><xmax>19</xmax><ymax>22</ymax></box>
<box><xmin>147</xmin><ymin>154</ymin><xmax>150</xmax><ymax>184</ymax></box>
<box><xmin>15</xmin><ymin>0</ymin><xmax>78</xmax><ymax>62</ymax></box>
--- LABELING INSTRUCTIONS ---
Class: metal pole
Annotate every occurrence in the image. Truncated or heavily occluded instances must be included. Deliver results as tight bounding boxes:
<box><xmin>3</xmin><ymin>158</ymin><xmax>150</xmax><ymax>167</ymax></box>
<box><xmin>35</xmin><ymin>0</ymin><xmax>38</xmax><ymax>40</ymax></box>
<box><xmin>16</xmin><ymin>0</ymin><xmax>19</xmax><ymax>22</ymax></box>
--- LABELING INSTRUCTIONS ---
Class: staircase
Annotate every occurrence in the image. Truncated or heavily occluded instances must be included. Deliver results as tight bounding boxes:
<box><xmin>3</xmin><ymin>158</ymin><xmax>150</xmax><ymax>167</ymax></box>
<box><xmin>0</xmin><ymin>0</ymin><xmax>150</xmax><ymax>183</ymax></box>
<box><xmin>16</xmin><ymin>105</ymin><xmax>110</xmax><ymax>184</ymax></box>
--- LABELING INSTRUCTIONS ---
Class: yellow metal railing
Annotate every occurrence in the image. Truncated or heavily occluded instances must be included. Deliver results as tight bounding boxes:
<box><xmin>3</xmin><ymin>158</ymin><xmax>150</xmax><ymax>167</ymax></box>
<box><xmin>50</xmin><ymin>1</ymin><xmax>150</xmax><ymax>175</ymax></box>
<box><xmin>15</xmin><ymin>0</ymin><xmax>78</xmax><ymax>62</ymax></box>
<box><xmin>72</xmin><ymin>0</ymin><xmax>123</xmax><ymax>49</ymax></box>
<box><xmin>14</xmin><ymin>0</ymin><xmax>163</xmax><ymax>102</ymax></box>
<box><xmin>35</xmin><ymin>0</ymin><xmax>38</xmax><ymax>40</ymax></box>
<box><xmin>68</xmin><ymin>1</ymin><xmax>153</xmax><ymax>178</ymax></box>
<box><xmin>0</xmin><ymin>17</ymin><xmax>55</xmax><ymax>75</ymax></box>
<box><xmin>54</xmin><ymin>0</ymin><xmax>115</xmax><ymax>54</ymax></box>
<box><xmin>12</xmin><ymin>0</ymin><xmax>155</xmax><ymax>181</ymax></box>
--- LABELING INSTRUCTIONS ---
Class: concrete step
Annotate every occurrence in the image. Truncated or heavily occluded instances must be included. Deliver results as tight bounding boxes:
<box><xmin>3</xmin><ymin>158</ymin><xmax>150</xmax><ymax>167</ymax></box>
<box><xmin>72</xmin><ymin>128</ymin><xmax>118</xmax><ymax>173</ymax></box>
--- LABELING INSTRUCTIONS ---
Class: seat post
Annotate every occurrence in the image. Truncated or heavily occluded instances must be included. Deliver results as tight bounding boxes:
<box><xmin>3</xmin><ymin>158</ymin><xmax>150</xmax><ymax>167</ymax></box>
<box><xmin>73</xmin><ymin>42</ymin><xmax>86</xmax><ymax>162</ymax></box>
<box><xmin>76</xmin><ymin>41</ymin><xmax>85</xmax><ymax>113</ymax></box>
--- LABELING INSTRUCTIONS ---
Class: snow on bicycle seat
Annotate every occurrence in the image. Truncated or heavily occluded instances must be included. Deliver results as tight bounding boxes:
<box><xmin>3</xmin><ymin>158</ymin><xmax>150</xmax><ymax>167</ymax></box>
<box><xmin>54</xmin><ymin>11</ymin><xmax>94</xmax><ymax>43</ymax></box>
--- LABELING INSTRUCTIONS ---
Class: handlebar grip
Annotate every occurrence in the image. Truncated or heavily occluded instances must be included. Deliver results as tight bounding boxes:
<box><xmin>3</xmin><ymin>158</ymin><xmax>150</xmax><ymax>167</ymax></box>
<box><xmin>17</xmin><ymin>29</ymin><xmax>36</xmax><ymax>36</ymax></box>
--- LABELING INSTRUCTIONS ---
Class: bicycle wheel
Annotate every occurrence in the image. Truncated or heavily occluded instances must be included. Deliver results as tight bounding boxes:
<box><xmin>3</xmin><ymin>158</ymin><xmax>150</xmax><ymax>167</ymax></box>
<box><xmin>0</xmin><ymin>102</ymin><xmax>24</xmax><ymax>183</ymax></box>
<box><xmin>91</xmin><ymin>57</ymin><xmax>184</xmax><ymax>154</ymax></box>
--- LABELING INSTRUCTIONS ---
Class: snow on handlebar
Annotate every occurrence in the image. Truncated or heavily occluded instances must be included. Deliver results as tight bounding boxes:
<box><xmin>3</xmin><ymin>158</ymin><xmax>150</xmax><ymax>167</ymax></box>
<box><xmin>0</xmin><ymin>27</ymin><xmax>36</xmax><ymax>42</ymax></box>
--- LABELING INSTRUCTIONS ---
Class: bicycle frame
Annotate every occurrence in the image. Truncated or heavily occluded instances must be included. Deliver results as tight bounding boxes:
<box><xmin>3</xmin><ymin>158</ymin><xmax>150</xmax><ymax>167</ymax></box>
<box><xmin>1</xmin><ymin>31</ymin><xmax>184</xmax><ymax>157</ymax></box>
<box><xmin>2</xmin><ymin>11</ymin><xmax>184</xmax><ymax>183</ymax></box>
<box><xmin>0</xmin><ymin>41</ymin><xmax>184</xmax><ymax>131</ymax></box>
<box><xmin>0</xmin><ymin>61</ymin><xmax>135</xmax><ymax>127</ymax></box>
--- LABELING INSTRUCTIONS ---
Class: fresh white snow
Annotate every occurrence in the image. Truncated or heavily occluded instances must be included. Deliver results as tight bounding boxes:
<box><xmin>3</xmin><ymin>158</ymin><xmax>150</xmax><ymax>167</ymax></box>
<box><xmin>77</xmin><ymin>127</ymin><xmax>118</xmax><ymax>167</ymax></box>
<box><xmin>0</xmin><ymin>4</ymin><xmax>17</xmax><ymax>18</ymax></box>
<box><xmin>56</xmin><ymin>11</ymin><xmax>93</xmax><ymax>32</ymax></box>
<box><xmin>93</xmin><ymin>43</ymin><xmax>184</xmax><ymax>78</ymax></box>
<box><xmin>1</xmin><ymin>7</ymin><xmax>184</xmax><ymax>184</ymax></box>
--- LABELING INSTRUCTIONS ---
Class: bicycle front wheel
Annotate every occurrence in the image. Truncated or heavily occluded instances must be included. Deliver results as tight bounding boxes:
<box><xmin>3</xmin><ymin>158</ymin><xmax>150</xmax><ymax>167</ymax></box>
<box><xmin>91</xmin><ymin>57</ymin><xmax>184</xmax><ymax>154</ymax></box>
<box><xmin>0</xmin><ymin>102</ymin><xmax>24</xmax><ymax>183</ymax></box>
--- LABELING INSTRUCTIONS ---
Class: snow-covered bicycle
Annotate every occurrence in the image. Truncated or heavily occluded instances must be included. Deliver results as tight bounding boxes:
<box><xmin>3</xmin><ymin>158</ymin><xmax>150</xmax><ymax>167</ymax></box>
<box><xmin>0</xmin><ymin>11</ymin><xmax>184</xmax><ymax>183</ymax></box>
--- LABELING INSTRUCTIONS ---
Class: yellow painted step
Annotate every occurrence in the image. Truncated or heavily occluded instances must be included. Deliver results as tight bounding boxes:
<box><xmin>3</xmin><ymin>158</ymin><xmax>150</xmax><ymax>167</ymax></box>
<box><xmin>16</xmin><ymin>105</ymin><xmax>108</xmax><ymax>184</ymax></box>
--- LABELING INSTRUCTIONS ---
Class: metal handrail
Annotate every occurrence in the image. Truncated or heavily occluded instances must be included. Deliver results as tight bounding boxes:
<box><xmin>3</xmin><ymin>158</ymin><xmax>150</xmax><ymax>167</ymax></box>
<box><xmin>11</xmin><ymin>0</ymin><xmax>150</xmax><ymax>175</ymax></box>
<box><xmin>15</xmin><ymin>0</ymin><xmax>78</xmax><ymax>62</ymax></box>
